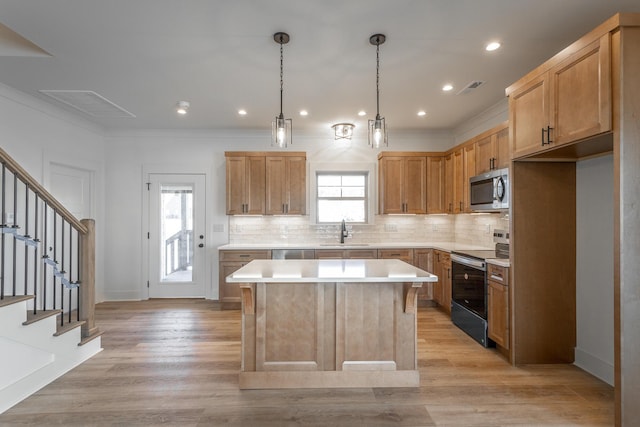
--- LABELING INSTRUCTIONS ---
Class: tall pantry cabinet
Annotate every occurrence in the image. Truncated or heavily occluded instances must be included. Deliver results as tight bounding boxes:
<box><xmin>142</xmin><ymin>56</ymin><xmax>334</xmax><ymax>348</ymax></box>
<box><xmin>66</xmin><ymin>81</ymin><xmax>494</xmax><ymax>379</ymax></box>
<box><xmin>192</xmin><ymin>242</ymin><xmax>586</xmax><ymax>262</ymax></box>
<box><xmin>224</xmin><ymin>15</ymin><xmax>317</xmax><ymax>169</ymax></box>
<box><xmin>505</xmin><ymin>14</ymin><xmax>640</xmax><ymax>426</ymax></box>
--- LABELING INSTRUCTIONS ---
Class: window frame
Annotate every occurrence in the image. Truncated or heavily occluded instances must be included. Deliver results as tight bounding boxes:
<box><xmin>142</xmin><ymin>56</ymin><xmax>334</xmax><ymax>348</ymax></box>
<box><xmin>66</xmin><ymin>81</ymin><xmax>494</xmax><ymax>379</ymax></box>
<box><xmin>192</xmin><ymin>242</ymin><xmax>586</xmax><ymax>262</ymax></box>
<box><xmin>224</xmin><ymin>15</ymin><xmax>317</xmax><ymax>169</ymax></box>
<box><xmin>309</xmin><ymin>162</ymin><xmax>377</xmax><ymax>225</ymax></box>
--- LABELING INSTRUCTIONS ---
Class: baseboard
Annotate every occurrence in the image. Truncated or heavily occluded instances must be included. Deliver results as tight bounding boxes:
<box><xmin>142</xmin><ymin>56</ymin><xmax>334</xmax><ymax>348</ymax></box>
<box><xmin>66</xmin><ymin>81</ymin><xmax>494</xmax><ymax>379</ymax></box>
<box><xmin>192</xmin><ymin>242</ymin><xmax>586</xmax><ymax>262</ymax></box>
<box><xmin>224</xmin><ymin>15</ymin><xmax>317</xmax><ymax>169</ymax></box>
<box><xmin>574</xmin><ymin>347</ymin><xmax>614</xmax><ymax>385</ymax></box>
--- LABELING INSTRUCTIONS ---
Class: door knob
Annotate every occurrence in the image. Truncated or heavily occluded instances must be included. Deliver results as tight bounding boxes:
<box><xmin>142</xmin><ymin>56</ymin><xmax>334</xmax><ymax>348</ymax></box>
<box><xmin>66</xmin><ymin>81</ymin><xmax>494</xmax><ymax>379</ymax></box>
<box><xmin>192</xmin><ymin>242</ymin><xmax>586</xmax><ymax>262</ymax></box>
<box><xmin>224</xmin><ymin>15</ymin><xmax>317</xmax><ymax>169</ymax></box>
<box><xmin>198</xmin><ymin>243</ymin><xmax>204</xmax><ymax>248</ymax></box>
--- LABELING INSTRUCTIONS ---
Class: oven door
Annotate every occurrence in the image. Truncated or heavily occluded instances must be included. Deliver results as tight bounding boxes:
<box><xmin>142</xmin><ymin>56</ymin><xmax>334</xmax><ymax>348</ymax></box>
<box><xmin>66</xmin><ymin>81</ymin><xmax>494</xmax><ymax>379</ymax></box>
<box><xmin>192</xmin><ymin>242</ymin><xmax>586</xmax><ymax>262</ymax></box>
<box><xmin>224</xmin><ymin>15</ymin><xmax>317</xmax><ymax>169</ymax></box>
<box><xmin>451</xmin><ymin>255</ymin><xmax>487</xmax><ymax>319</ymax></box>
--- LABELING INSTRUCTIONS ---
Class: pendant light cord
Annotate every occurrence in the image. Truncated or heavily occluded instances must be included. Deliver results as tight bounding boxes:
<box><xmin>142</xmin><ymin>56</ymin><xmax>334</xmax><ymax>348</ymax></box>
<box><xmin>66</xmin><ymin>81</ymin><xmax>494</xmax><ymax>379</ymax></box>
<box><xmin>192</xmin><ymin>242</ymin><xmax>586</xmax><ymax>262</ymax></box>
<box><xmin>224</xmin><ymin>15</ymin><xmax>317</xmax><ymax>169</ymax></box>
<box><xmin>279</xmin><ymin>36</ymin><xmax>284</xmax><ymax>119</ymax></box>
<box><xmin>375</xmin><ymin>38</ymin><xmax>381</xmax><ymax>120</ymax></box>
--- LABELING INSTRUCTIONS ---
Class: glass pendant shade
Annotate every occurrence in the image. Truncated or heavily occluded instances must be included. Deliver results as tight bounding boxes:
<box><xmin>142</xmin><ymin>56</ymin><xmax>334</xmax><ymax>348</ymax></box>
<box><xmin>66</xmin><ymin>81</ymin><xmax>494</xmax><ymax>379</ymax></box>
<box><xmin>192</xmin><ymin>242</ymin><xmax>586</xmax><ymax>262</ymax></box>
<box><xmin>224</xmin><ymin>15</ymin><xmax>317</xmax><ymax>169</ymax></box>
<box><xmin>272</xmin><ymin>114</ymin><xmax>292</xmax><ymax>148</ymax></box>
<box><xmin>368</xmin><ymin>116</ymin><xmax>387</xmax><ymax>148</ymax></box>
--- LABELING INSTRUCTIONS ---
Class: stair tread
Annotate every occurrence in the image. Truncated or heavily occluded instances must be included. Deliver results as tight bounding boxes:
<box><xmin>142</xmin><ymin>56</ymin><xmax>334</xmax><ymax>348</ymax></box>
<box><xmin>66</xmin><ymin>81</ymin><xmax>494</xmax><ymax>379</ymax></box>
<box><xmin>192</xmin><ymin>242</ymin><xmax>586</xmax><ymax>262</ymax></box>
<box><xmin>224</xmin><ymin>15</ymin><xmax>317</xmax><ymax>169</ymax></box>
<box><xmin>23</xmin><ymin>309</ymin><xmax>62</xmax><ymax>325</ymax></box>
<box><xmin>54</xmin><ymin>319</ymin><xmax>85</xmax><ymax>336</ymax></box>
<box><xmin>0</xmin><ymin>295</ymin><xmax>34</xmax><ymax>308</ymax></box>
<box><xmin>79</xmin><ymin>330</ymin><xmax>104</xmax><ymax>346</ymax></box>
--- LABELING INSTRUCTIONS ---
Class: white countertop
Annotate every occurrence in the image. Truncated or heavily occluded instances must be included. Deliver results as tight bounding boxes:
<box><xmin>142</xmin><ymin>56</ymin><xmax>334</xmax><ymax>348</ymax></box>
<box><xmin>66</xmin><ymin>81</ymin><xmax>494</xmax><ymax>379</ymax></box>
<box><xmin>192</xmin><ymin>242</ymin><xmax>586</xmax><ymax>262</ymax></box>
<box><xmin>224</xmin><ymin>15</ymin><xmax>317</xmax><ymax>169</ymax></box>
<box><xmin>225</xmin><ymin>259</ymin><xmax>438</xmax><ymax>283</ymax></box>
<box><xmin>486</xmin><ymin>258</ymin><xmax>511</xmax><ymax>268</ymax></box>
<box><xmin>218</xmin><ymin>241</ymin><xmax>493</xmax><ymax>252</ymax></box>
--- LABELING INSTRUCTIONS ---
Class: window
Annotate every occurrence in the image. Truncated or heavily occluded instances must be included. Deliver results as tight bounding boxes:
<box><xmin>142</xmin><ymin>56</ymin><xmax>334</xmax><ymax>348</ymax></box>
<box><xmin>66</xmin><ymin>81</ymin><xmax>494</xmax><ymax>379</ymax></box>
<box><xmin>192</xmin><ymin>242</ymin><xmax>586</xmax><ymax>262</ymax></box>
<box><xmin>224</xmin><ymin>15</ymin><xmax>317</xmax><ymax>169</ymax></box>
<box><xmin>316</xmin><ymin>172</ymin><xmax>368</xmax><ymax>223</ymax></box>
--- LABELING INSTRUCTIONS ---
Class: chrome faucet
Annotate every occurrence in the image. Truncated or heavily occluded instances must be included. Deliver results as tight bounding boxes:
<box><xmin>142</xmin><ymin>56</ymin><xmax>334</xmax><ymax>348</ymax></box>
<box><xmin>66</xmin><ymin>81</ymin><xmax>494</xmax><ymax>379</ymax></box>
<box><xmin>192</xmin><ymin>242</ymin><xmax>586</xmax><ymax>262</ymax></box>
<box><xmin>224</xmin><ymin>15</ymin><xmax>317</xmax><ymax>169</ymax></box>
<box><xmin>340</xmin><ymin>219</ymin><xmax>349</xmax><ymax>244</ymax></box>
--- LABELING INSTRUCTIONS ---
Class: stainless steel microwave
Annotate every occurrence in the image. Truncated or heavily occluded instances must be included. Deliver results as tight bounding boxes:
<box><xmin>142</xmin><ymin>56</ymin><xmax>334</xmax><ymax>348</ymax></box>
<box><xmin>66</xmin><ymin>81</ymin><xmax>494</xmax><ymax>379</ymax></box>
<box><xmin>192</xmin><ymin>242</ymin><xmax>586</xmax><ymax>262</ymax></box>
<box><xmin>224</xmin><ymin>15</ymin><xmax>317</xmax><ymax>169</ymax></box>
<box><xmin>469</xmin><ymin>168</ymin><xmax>509</xmax><ymax>212</ymax></box>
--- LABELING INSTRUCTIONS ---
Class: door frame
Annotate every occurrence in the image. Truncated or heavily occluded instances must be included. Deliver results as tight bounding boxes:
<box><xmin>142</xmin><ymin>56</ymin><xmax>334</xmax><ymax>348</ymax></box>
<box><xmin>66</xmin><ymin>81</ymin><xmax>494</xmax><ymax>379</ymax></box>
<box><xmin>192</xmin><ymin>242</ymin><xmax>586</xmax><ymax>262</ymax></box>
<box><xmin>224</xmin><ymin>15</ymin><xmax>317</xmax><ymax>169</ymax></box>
<box><xmin>142</xmin><ymin>164</ymin><xmax>212</xmax><ymax>300</ymax></box>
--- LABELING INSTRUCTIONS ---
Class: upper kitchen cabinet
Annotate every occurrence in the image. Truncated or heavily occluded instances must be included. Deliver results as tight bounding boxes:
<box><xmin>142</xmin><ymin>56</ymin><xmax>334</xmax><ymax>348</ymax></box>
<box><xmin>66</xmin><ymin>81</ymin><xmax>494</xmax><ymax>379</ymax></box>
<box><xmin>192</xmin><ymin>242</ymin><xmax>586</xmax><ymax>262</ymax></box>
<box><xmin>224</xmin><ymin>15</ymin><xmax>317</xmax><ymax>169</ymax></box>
<box><xmin>426</xmin><ymin>155</ymin><xmax>446</xmax><ymax>214</ymax></box>
<box><xmin>265</xmin><ymin>155</ymin><xmax>306</xmax><ymax>215</ymax></box>
<box><xmin>508</xmin><ymin>33</ymin><xmax>611</xmax><ymax>159</ymax></box>
<box><xmin>475</xmin><ymin>123</ymin><xmax>510</xmax><ymax>173</ymax></box>
<box><xmin>225</xmin><ymin>152</ymin><xmax>306</xmax><ymax>215</ymax></box>
<box><xmin>226</xmin><ymin>153</ymin><xmax>266</xmax><ymax>215</ymax></box>
<box><xmin>378</xmin><ymin>153</ymin><xmax>427</xmax><ymax>214</ymax></box>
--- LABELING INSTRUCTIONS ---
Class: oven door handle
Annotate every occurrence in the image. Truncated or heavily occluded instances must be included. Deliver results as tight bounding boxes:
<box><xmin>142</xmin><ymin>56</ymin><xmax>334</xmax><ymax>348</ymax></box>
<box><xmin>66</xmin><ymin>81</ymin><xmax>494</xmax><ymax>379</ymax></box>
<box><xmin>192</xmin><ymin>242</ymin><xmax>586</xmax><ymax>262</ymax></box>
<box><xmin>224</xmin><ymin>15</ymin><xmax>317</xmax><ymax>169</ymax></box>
<box><xmin>451</xmin><ymin>254</ymin><xmax>486</xmax><ymax>270</ymax></box>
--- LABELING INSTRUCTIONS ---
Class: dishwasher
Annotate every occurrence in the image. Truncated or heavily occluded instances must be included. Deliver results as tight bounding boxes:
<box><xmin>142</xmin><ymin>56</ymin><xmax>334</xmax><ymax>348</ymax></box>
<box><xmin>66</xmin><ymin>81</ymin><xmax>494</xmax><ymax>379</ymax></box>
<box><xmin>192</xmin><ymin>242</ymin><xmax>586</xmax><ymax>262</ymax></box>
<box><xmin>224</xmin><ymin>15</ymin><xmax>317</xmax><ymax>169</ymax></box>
<box><xmin>271</xmin><ymin>249</ymin><xmax>315</xmax><ymax>259</ymax></box>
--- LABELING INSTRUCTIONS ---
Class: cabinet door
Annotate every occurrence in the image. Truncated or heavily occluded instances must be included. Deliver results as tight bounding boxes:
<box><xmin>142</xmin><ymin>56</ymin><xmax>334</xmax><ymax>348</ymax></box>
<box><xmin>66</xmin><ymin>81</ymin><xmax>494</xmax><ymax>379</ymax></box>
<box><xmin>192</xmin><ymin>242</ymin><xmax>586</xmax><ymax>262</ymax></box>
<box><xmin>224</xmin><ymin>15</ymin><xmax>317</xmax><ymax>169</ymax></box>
<box><xmin>509</xmin><ymin>73</ymin><xmax>549</xmax><ymax>159</ymax></box>
<box><xmin>488</xmin><ymin>281</ymin><xmax>509</xmax><ymax>349</ymax></box>
<box><xmin>549</xmin><ymin>34</ymin><xmax>611</xmax><ymax>146</ymax></box>
<box><xmin>443</xmin><ymin>154</ymin><xmax>454</xmax><ymax>214</ymax></box>
<box><xmin>475</xmin><ymin>136</ymin><xmax>495</xmax><ymax>174</ymax></box>
<box><xmin>315</xmin><ymin>250</ymin><xmax>344</xmax><ymax>259</ymax></box>
<box><xmin>245</xmin><ymin>156</ymin><xmax>266</xmax><ymax>215</ymax></box>
<box><xmin>495</xmin><ymin>127</ymin><xmax>510</xmax><ymax>169</ymax></box>
<box><xmin>219</xmin><ymin>261</ymin><xmax>244</xmax><ymax>305</ymax></box>
<box><xmin>441</xmin><ymin>254</ymin><xmax>452</xmax><ymax>314</ymax></box>
<box><xmin>379</xmin><ymin>157</ymin><xmax>405</xmax><ymax>214</ymax></box>
<box><xmin>452</xmin><ymin>149</ymin><xmax>464</xmax><ymax>214</ymax></box>
<box><xmin>426</xmin><ymin>156</ymin><xmax>445</xmax><ymax>214</ymax></box>
<box><xmin>432</xmin><ymin>251</ymin><xmax>444</xmax><ymax>305</ymax></box>
<box><xmin>265</xmin><ymin>156</ymin><xmax>287</xmax><ymax>215</ymax></box>
<box><xmin>404</xmin><ymin>156</ymin><xmax>427</xmax><ymax>214</ymax></box>
<box><xmin>226</xmin><ymin>156</ymin><xmax>246</xmax><ymax>215</ymax></box>
<box><xmin>462</xmin><ymin>144</ymin><xmax>476</xmax><ymax>213</ymax></box>
<box><xmin>286</xmin><ymin>156</ymin><xmax>306</xmax><ymax>215</ymax></box>
<box><xmin>413</xmin><ymin>249</ymin><xmax>434</xmax><ymax>301</ymax></box>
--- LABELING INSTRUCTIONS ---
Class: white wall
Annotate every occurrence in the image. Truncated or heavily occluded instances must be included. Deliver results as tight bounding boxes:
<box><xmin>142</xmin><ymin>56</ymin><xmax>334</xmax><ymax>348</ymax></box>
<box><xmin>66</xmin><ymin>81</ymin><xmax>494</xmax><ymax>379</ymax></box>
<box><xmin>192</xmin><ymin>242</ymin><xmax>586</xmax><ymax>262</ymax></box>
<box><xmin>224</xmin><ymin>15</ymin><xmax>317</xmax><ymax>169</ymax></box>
<box><xmin>0</xmin><ymin>83</ymin><xmax>107</xmax><ymax>301</ymax></box>
<box><xmin>102</xmin><ymin>129</ymin><xmax>454</xmax><ymax>300</ymax></box>
<box><xmin>575</xmin><ymin>154</ymin><xmax>614</xmax><ymax>385</ymax></box>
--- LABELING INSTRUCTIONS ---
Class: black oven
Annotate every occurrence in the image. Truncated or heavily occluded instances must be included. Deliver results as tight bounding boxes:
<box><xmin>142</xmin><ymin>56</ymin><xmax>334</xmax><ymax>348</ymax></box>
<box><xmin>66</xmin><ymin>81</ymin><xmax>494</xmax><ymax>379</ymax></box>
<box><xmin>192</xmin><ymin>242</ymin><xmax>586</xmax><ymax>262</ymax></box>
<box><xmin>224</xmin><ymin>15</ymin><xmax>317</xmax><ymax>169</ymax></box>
<box><xmin>450</xmin><ymin>251</ymin><xmax>494</xmax><ymax>347</ymax></box>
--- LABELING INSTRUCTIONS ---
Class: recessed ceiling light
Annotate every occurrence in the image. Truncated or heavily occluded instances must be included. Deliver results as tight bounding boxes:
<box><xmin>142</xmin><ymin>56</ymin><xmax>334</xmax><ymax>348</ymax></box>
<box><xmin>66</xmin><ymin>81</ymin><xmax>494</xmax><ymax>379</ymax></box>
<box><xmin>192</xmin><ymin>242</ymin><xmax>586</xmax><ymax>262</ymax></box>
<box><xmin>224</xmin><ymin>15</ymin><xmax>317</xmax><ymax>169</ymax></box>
<box><xmin>417</xmin><ymin>111</ymin><xmax>427</xmax><ymax>117</ymax></box>
<box><xmin>442</xmin><ymin>84</ymin><xmax>453</xmax><ymax>92</ymax></box>
<box><xmin>299</xmin><ymin>110</ymin><xmax>308</xmax><ymax>116</ymax></box>
<box><xmin>358</xmin><ymin>110</ymin><xmax>366</xmax><ymax>116</ymax></box>
<box><xmin>238</xmin><ymin>109</ymin><xmax>247</xmax><ymax>116</ymax></box>
<box><xmin>176</xmin><ymin>101</ymin><xmax>189</xmax><ymax>115</ymax></box>
<box><xmin>485</xmin><ymin>41</ymin><xmax>501</xmax><ymax>51</ymax></box>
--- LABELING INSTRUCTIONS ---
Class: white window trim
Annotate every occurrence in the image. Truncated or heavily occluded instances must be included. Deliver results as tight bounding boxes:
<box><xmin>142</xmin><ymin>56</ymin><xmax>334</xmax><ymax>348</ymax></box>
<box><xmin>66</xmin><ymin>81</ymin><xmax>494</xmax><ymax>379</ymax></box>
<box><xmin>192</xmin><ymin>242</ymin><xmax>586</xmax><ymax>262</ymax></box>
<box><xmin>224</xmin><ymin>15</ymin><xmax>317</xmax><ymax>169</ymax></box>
<box><xmin>309</xmin><ymin>162</ymin><xmax>377</xmax><ymax>225</ymax></box>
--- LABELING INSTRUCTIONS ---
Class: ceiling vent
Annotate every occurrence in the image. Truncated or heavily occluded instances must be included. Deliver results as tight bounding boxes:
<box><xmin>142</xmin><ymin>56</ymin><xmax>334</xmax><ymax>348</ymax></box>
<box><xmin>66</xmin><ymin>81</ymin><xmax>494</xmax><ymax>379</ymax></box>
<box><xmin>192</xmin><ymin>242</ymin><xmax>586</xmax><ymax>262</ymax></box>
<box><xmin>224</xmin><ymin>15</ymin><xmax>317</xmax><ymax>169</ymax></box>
<box><xmin>456</xmin><ymin>80</ymin><xmax>485</xmax><ymax>95</ymax></box>
<box><xmin>38</xmin><ymin>90</ymin><xmax>135</xmax><ymax>118</ymax></box>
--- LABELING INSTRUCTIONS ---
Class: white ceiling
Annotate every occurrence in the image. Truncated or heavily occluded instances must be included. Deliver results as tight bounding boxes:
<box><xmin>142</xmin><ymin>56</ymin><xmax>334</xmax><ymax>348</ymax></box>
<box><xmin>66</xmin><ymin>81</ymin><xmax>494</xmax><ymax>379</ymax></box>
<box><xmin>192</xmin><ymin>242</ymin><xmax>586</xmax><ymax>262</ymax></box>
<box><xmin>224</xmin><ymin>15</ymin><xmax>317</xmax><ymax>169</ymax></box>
<box><xmin>0</xmin><ymin>1</ymin><xmax>638</xmax><ymax>134</ymax></box>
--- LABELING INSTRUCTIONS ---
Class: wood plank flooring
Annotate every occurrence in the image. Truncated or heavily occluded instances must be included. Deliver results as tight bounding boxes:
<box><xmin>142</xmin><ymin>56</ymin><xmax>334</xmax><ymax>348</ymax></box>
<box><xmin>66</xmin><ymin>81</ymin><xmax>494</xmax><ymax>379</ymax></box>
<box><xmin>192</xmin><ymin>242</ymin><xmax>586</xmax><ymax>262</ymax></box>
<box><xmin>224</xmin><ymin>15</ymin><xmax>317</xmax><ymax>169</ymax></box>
<box><xmin>0</xmin><ymin>299</ymin><xmax>613</xmax><ymax>426</ymax></box>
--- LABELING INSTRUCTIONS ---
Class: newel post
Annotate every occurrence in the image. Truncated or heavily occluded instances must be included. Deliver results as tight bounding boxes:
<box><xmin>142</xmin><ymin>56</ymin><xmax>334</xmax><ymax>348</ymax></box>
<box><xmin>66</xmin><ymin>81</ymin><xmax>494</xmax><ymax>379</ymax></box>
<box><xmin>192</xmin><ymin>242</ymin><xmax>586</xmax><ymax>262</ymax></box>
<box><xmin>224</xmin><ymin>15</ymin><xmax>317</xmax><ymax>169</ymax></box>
<box><xmin>79</xmin><ymin>218</ymin><xmax>99</xmax><ymax>338</ymax></box>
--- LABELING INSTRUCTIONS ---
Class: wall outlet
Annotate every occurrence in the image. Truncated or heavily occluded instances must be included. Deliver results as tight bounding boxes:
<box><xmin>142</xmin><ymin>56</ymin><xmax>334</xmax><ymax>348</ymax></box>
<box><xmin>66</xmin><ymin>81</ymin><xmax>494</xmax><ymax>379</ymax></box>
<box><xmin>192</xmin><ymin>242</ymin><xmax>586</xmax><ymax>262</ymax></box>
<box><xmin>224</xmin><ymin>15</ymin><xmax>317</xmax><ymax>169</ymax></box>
<box><xmin>384</xmin><ymin>224</ymin><xmax>398</xmax><ymax>232</ymax></box>
<box><xmin>432</xmin><ymin>224</ymin><xmax>439</xmax><ymax>232</ymax></box>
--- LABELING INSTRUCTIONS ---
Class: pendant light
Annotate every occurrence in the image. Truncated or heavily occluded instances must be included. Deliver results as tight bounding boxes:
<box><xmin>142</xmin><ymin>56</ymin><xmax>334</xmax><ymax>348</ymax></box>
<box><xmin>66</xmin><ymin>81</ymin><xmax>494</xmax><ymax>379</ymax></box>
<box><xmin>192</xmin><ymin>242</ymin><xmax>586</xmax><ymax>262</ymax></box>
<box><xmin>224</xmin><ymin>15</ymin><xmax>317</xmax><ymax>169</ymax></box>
<box><xmin>368</xmin><ymin>34</ymin><xmax>388</xmax><ymax>149</ymax></box>
<box><xmin>272</xmin><ymin>32</ymin><xmax>292</xmax><ymax>148</ymax></box>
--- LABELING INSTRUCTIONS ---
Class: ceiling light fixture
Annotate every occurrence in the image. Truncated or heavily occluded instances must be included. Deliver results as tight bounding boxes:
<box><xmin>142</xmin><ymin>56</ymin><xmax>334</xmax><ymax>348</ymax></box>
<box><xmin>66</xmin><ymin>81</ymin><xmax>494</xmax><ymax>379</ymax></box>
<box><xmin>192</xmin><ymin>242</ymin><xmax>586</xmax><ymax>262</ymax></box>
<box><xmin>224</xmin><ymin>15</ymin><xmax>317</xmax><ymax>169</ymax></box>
<box><xmin>238</xmin><ymin>109</ymin><xmax>247</xmax><ymax>116</ymax></box>
<box><xmin>485</xmin><ymin>41</ymin><xmax>501</xmax><ymax>51</ymax></box>
<box><xmin>358</xmin><ymin>110</ymin><xmax>366</xmax><ymax>117</ymax></box>
<box><xmin>368</xmin><ymin>33</ymin><xmax>388</xmax><ymax>149</ymax></box>
<box><xmin>176</xmin><ymin>101</ymin><xmax>190</xmax><ymax>115</ymax></box>
<box><xmin>417</xmin><ymin>111</ymin><xmax>427</xmax><ymax>117</ymax></box>
<box><xmin>442</xmin><ymin>84</ymin><xmax>453</xmax><ymax>92</ymax></box>
<box><xmin>272</xmin><ymin>32</ymin><xmax>292</xmax><ymax>148</ymax></box>
<box><xmin>299</xmin><ymin>110</ymin><xmax>308</xmax><ymax>116</ymax></box>
<box><xmin>332</xmin><ymin>123</ymin><xmax>355</xmax><ymax>140</ymax></box>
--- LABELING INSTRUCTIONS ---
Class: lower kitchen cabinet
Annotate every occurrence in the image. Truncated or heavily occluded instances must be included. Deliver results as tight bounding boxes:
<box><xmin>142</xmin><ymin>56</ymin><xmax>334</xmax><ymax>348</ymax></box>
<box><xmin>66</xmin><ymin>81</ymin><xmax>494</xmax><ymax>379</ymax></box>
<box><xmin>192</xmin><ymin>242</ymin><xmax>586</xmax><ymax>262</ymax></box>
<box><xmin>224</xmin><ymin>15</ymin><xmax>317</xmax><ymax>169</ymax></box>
<box><xmin>413</xmin><ymin>249</ymin><xmax>434</xmax><ymax>301</ymax></box>
<box><xmin>434</xmin><ymin>250</ymin><xmax>452</xmax><ymax>314</ymax></box>
<box><xmin>487</xmin><ymin>263</ymin><xmax>510</xmax><ymax>349</ymax></box>
<box><xmin>219</xmin><ymin>250</ymin><xmax>271</xmax><ymax>309</ymax></box>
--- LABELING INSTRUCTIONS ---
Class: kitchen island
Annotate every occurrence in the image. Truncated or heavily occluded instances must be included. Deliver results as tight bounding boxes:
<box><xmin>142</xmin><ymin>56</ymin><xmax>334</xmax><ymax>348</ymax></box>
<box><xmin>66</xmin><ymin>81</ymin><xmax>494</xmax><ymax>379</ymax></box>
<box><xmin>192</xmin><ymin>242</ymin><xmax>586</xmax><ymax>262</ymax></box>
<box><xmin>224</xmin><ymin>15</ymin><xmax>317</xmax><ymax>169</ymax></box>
<box><xmin>226</xmin><ymin>258</ymin><xmax>437</xmax><ymax>389</ymax></box>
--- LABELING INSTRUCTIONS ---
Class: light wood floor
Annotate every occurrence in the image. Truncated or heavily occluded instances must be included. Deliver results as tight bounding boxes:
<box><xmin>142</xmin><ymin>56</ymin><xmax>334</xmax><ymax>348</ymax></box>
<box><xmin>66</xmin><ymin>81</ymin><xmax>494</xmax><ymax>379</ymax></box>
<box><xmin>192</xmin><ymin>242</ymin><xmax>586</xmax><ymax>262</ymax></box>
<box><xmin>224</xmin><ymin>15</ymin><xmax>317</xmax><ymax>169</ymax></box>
<box><xmin>1</xmin><ymin>299</ymin><xmax>613</xmax><ymax>426</ymax></box>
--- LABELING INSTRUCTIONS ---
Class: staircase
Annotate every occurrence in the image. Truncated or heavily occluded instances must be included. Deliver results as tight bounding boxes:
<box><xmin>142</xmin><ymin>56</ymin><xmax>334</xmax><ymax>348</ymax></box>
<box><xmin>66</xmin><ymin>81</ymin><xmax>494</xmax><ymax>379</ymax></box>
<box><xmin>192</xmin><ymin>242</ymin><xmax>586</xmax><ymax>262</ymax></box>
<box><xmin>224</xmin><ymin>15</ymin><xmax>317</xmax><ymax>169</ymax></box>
<box><xmin>0</xmin><ymin>147</ymin><xmax>102</xmax><ymax>414</ymax></box>
<box><xmin>0</xmin><ymin>296</ymin><xmax>102</xmax><ymax>413</ymax></box>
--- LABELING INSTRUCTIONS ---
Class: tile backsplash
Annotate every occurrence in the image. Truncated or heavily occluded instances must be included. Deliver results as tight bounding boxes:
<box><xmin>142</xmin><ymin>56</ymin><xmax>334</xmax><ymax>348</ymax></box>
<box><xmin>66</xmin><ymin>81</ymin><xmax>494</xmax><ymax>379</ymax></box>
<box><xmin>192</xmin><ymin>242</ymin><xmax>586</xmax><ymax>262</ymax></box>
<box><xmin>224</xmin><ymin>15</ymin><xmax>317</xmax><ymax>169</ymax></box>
<box><xmin>229</xmin><ymin>213</ymin><xmax>509</xmax><ymax>248</ymax></box>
